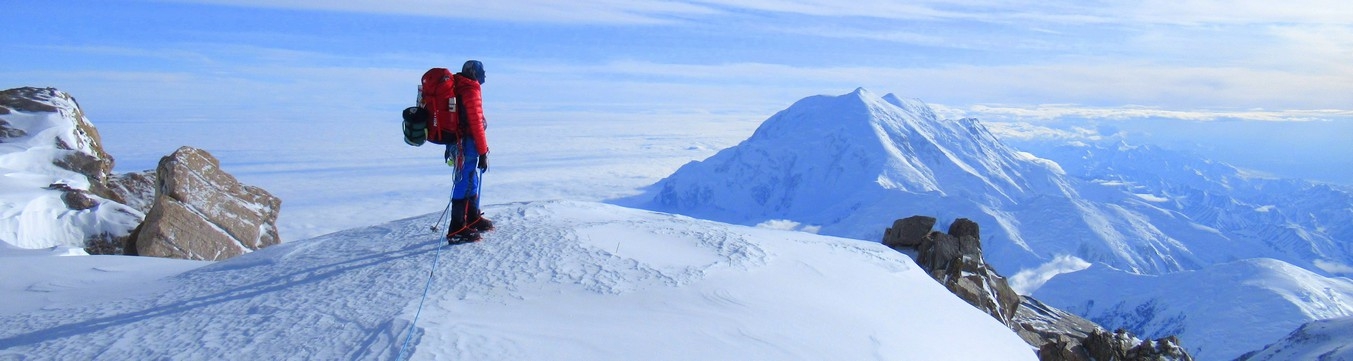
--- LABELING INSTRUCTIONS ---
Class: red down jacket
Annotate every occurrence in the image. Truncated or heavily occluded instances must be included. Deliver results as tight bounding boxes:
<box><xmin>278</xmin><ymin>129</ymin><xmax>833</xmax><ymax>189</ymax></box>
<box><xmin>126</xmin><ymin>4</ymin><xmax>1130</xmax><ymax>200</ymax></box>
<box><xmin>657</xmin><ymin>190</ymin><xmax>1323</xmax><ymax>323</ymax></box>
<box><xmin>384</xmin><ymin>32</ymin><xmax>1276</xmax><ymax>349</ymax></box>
<box><xmin>421</xmin><ymin>69</ymin><xmax>489</xmax><ymax>155</ymax></box>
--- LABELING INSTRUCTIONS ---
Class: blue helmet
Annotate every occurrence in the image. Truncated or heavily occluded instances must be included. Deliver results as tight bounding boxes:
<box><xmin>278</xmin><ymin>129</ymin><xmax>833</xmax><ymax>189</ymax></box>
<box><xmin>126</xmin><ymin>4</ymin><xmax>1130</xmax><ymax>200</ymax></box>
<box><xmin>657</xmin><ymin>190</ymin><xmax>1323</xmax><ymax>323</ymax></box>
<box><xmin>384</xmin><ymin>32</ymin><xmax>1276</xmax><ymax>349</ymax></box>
<box><xmin>462</xmin><ymin>60</ymin><xmax>485</xmax><ymax>84</ymax></box>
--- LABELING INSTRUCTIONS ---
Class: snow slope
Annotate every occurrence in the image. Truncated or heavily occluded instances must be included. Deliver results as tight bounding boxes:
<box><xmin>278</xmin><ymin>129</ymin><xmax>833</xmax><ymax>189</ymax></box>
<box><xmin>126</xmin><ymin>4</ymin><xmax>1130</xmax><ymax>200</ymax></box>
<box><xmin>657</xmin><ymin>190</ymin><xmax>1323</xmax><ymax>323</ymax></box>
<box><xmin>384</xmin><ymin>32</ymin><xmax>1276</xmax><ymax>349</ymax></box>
<box><xmin>1033</xmin><ymin>259</ymin><xmax>1353</xmax><ymax>361</ymax></box>
<box><xmin>0</xmin><ymin>201</ymin><xmax>1036</xmax><ymax>360</ymax></box>
<box><xmin>1238</xmin><ymin>316</ymin><xmax>1353</xmax><ymax>361</ymax></box>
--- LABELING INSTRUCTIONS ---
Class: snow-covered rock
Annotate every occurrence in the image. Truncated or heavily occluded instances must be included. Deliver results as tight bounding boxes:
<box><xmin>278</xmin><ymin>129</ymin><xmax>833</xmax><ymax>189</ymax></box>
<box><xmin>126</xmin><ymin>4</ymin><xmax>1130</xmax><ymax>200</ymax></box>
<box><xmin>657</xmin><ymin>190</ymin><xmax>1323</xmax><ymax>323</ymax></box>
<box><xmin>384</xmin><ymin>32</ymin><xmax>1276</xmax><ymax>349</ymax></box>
<box><xmin>0</xmin><ymin>87</ymin><xmax>283</xmax><ymax>260</ymax></box>
<box><xmin>0</xmin><ymin>201</ymin><xmax>1037</xmax><ymax>360</ymax></box>
<box><xmin>1034</xmin><ymin>259</ymin><xmax>1353</xmax><ymax>361</ymax></box>
<box><xmin>0</xmin><ymin>87</ymin><xmax>140</xmax><ymax>252</ymax></box>
<box><xmin>134</xmin><ymin>146</ymin><xmax>281</xmax><ymax>261</ymax></box>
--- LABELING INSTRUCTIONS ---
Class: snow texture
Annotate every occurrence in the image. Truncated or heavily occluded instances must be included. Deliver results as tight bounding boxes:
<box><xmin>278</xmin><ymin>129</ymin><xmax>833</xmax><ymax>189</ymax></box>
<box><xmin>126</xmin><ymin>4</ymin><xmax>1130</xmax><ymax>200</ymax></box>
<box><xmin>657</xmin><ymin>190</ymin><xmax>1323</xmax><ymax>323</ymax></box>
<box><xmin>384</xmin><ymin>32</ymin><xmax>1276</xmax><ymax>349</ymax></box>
<box><xmin>0</xmin><ymin>201</ymin><xmax>1037</xmax><ymax>360</ymax></box>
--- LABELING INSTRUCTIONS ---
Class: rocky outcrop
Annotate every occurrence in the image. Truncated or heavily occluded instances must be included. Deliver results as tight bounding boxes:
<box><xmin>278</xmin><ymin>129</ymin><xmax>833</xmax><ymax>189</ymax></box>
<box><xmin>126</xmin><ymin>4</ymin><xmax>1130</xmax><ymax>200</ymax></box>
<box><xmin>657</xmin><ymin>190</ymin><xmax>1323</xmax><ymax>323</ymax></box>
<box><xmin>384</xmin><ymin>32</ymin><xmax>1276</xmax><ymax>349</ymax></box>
<box><xmin>1039</xmin><ymin>329</ymin><xmax>1191</xmax><ymax>361</ymax></box>
<box><xmin>1</xmin><ymin>87</ymin><xmax>116</xmax><ymax>194</ymax></box>
<box><xmin>884</xmin><ymin>216</ymin><xmax>1193</xmax><ymax>361</ymax></box>
<box><xmin>882</xmin><ymin>215</ymin><xmax>936</xmax><ymax>249</ymax></box>
<box><xmin>886</xmin><ymin>216</ymin><xmax>1021</xmax><ymax>325</ymax></box>
<box><xmin>0</xmin><ymin>87</ymin><xmax>138</xmax><ymax>253</ymax></box>
<box><xmin>0</xmin><ymin>87</ymin><xmax>282</xmax><ymax>260</ymax></box>
<box><xmin>135</xmin><ymin>146</ymin><xmax>281</xmax><ymax>261</ymax></box>
<box><xmin>1014</xmin><ymin>297</ymin><xmax>1099</xmax><ymax>350</ymax></box>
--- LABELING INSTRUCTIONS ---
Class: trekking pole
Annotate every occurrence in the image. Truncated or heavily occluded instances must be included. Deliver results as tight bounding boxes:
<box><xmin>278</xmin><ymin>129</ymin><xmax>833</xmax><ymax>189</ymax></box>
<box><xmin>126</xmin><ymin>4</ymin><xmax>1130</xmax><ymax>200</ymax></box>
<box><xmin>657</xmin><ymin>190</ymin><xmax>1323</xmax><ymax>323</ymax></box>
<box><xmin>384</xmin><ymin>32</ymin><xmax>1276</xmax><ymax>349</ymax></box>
<box><xmin>430</xmin><ymin>193</ymin><xmax>453</xmax><ymax>232</ymax></box>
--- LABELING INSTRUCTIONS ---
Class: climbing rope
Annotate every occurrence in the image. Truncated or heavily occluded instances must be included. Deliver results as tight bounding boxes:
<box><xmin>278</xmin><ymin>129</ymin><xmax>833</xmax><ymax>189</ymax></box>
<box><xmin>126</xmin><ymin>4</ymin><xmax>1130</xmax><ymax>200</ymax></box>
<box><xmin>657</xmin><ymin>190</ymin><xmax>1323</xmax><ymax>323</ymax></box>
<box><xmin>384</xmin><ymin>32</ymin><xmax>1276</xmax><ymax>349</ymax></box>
<box><xmin>395</xmin><ymin>238</ymin><xmax>447</xmax><ymax>361</ymax></box>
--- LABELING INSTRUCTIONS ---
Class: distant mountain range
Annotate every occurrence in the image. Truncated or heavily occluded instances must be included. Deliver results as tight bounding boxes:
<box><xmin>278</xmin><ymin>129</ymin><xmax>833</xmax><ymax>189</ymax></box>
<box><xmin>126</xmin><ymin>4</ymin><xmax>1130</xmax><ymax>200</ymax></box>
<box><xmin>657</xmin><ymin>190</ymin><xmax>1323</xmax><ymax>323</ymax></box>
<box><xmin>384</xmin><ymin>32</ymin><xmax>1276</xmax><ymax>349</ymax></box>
<box><xmin>630</xmin><ymin>88</ymin><xmax>1353</xmax><ymax>360</ymax></box>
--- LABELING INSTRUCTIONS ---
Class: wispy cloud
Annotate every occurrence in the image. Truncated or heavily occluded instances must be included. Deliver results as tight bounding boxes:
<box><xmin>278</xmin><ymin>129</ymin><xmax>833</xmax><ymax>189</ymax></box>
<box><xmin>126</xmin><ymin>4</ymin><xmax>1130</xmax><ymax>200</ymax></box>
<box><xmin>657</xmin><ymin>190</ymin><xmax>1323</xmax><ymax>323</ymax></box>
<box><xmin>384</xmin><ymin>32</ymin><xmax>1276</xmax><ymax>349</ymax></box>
<box><xmin>155</xmin><ymin>0</ymin><xmax>1353</xmax><ymax>31</ymax></box>
<box><xmin>968</xmin><ymin>104</ymin><xmax>1353</xmax><ymax>122</ymax></box>
<box><xmin>509</xmin><ymin>59</ymin><xmax>1353</xmax><ymax>110</ymax></box>
<box><xmin>159</xmin><ymin>0</ymin><xmax>722</xmax><ymax>24</ymax></box>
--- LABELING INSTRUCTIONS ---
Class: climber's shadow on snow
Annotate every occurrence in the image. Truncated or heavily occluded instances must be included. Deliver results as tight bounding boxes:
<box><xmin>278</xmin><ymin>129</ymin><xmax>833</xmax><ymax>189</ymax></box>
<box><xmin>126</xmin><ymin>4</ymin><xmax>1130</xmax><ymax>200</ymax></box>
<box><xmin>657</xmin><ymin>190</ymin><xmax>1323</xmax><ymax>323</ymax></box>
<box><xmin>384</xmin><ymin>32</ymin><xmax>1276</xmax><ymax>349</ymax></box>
<box><xmin>0</xmin><ymin>230</ymin><xmax>442</xmax><ymax>348</ymax></box>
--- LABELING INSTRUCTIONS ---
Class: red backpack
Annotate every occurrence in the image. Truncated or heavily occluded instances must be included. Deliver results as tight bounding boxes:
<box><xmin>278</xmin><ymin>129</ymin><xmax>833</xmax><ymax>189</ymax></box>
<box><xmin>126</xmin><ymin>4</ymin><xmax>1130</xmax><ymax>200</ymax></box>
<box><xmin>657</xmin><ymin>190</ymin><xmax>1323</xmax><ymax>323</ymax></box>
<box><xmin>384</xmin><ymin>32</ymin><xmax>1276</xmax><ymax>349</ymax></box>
<box><xmin>418</xmin><ymin>68</ymin><xmax>463</xmax><ymax>145</ymax></box>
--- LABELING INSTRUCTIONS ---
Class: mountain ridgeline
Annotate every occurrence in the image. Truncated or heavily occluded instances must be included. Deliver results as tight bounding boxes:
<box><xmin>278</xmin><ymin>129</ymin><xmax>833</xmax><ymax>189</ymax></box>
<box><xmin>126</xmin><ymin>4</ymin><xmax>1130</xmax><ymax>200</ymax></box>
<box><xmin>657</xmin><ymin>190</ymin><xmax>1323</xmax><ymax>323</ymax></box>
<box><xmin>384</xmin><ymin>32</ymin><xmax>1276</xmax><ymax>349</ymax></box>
<box><xmin>636</xmin><ymin>88</ymin><xmax>1353</xmax><ymax>360</ymax></box>
<box><xmin>641</xmin><ymin>88</ymin><xmax>1353</xmax><ymax>279</ymax></box>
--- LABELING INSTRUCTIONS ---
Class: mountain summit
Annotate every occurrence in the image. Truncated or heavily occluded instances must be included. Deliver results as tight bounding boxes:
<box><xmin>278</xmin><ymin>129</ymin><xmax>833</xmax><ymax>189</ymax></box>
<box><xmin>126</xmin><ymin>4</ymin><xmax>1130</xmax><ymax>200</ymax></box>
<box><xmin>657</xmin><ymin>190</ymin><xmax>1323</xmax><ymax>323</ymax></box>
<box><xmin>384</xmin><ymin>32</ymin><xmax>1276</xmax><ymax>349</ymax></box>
<box><xmin>639</xmin><ymin>88</ymin><xmax>1161</xmax><ymax>274</ymax></box>
<box><xmin>636</xmin><ymin>88</ymin><xmax>1353</xmax><ymax>359</ymax></box>
<box><xmin>638</xmin><ymin>88</ymin><xmax>1353</xmax><ymax>277</ymax></box>
<box><xmin>653</xmin><ymin>88</ymin><xmax>1066</xmax><ymax>216</ymax></box>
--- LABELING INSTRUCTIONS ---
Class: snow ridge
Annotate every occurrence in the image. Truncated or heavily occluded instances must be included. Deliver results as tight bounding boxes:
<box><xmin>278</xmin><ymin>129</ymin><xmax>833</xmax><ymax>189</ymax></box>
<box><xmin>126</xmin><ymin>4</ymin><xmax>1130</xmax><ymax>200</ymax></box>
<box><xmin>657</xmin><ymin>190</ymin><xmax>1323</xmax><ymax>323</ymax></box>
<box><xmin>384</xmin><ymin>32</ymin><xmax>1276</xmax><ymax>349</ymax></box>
<box><xmin>0</xmin><ymin>201</ymin><xmax>1036</xmax><ymax>360</ymax></box>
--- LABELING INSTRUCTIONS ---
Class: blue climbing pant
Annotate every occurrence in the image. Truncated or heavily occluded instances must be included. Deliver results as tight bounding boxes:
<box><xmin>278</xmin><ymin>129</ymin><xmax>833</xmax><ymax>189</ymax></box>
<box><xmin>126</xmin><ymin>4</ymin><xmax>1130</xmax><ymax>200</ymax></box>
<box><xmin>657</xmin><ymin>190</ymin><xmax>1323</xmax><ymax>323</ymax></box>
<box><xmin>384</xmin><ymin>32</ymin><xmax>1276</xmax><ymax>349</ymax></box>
<box><xmin>449</xmin><ymin>137</ymin><xmax>481</xmax><ymax>200</ymax></box>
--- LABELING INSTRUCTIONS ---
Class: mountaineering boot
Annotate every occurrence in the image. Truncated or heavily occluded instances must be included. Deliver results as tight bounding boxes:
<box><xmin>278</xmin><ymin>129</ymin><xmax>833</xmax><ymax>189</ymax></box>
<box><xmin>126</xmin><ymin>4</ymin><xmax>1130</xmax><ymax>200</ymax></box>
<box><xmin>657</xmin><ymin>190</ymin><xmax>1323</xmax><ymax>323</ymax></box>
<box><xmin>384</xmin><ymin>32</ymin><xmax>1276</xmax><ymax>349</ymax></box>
<box><xmin>447</xmin><ymin>199</ymin><xmax>481</xmax><ymax>244</ymax></box>
<box><xmin>467</xmin><ymin>195</ymin><xmax>495</xmax><ymax>232</ymax></box>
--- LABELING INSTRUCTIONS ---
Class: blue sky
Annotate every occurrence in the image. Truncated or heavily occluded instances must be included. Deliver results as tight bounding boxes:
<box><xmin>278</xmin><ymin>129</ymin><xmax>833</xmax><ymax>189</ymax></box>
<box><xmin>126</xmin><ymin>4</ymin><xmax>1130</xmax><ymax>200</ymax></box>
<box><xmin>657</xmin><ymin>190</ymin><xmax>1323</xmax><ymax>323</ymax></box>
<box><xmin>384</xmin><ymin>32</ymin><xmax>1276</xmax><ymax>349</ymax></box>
<box><xmin>5</xmin><ymin>0</ymin><xmax>1353</xmax><ymax>182</ymax></box>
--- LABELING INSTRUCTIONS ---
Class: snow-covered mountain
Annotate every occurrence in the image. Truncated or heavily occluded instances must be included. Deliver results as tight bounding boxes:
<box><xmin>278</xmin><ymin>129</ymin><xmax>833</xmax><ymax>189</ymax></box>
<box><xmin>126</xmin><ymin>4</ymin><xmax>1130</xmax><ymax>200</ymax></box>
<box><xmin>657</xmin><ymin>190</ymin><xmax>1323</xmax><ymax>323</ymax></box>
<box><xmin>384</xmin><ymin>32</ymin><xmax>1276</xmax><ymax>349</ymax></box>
<box><xmin>1237</xmin><ymin>316</ymin><xmax>1353</xmax><ymax>361</ymax></box>
<box><xmin>0</xmin><ymin>88</ymin><xmax>140</xmax><ymax>250</ymax></box>
<box><xmin>0</xmin><ymin>201</ymin><xmax>1037</xmax><ymax>360</ymax></box>
<box><xmin>1034</xmin><ymin>259</ymin><xmax>1353</xmax><ymax>361</ymax></box>
<box><xmin>1018</xmin><ymin>141</ymin><xmax>1353</xmax><ymax>278</ymax></box>
<box><xmin>637</xmin><ymin>88</ymin><xmax>1241</xmax><ymax>275</ymax></box>
<box><xmin>632</xmin><ymin>88</ymin><xmax>1353</xmax><ymax>360</ymax></box>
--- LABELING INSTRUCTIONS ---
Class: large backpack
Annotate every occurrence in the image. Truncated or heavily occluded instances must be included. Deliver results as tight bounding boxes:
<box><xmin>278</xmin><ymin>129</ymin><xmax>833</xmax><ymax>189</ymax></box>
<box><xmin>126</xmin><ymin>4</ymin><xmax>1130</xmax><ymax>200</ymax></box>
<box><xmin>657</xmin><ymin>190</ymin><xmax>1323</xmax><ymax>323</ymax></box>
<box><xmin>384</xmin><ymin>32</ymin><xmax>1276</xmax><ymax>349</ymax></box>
<box><xmin>419</xmin><ymin>68</ymin><xmax>464</xmax><ymax>145</ymax></box>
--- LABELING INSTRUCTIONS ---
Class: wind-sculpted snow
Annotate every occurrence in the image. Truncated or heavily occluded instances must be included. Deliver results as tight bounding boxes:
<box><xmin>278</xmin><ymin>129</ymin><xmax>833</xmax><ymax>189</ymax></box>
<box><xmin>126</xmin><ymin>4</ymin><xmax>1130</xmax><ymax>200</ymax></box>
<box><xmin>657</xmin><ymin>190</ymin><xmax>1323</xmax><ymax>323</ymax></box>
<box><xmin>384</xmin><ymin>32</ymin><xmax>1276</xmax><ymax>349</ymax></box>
<box><xmin>0</xmin><ymin>201</ymin><xmax>1036</xmax><ymax>360</ymax></box>
<box><xmin>0</xmin><ymin>87</ymin><xmax>139</xmax><ymax>250</ymax></box>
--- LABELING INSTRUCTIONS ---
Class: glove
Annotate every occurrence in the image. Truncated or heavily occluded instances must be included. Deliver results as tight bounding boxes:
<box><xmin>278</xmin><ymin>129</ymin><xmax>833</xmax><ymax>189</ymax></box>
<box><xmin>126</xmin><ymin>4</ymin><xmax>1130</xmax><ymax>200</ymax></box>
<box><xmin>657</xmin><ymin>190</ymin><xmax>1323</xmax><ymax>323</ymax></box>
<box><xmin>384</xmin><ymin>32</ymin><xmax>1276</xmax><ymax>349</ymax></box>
<box><xmin>478</xmin><ymin>154</ymin><xmax>489</xmax><ymax>172</ymax></box>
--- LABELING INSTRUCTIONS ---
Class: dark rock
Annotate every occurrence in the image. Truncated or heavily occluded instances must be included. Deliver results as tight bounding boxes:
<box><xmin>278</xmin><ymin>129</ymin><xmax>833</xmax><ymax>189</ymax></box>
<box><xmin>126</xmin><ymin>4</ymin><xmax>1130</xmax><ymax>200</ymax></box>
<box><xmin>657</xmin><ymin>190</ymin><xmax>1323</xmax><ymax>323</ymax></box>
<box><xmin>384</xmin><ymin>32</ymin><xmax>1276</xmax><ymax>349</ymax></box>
<box><xmin>1037</xmin><ymin>336</ymin><xmax>1086</xmax><ymax>361</ymax></box>
<box><xmin>1078</xmin><ymin>329</ymin><xmax>1192</xmax><ymax>361</ymax></box>
<box><xmin>0</xmin><ymin>119</ymin><xmax>26</xmax><ymax>138</ymax></box>
<box><xmin>882</xmin><ymin>215</ymin><xmax>935</xmax><ymax>249</ymax></box>
<box><xmin>906</xmin><ymin>219</ymin><xmax>1019</xmax><ymax>326</ymax></box>
<box><xmin>948</xmin><ymin>217</ymin><xmax>980</xmax><ymax>240</ymax></box>
<box><xmin>47</xmin><ymin>183</ymin><xmax>97</xmax><ymax>210</ymax></box>
<box><xmin>940</xmin><ymin>254</ymin><xmax>1022</xmax><ymax>325</ymax></box>
<box><xmin>0</xmin><ymin>87</ymin><xmax>61</xmax><ymax>113</ymax></box>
